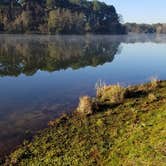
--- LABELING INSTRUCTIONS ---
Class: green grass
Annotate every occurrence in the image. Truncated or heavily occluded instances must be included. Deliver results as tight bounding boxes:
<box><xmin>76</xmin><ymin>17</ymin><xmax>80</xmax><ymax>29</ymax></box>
<box><xmin>5</xmin><ymin>81</ymin><xmax>166</xmax><ymax>166</ymax></box>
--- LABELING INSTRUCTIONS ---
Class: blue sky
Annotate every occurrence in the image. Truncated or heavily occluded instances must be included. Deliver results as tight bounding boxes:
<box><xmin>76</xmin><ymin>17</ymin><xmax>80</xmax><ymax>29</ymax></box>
<box><xmin>102</xmin><ymin>0</ymin><xmax>166</xmax><ymax>23</ymax></box>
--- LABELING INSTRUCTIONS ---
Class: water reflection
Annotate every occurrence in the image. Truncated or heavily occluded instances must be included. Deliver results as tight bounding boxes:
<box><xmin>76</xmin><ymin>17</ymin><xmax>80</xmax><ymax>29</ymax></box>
<box><xmin>1</xmin><ymin>34</ymin><xmax>166</xmax><ymax>77</ymax></box>
<box><xmin>0</xmin><ymin>35</ymin><xmax>121</xmax><ymax>77</ymax></box>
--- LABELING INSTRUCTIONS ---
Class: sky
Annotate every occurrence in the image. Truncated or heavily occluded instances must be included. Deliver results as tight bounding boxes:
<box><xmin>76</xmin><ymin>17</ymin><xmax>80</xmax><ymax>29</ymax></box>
<box><xmin>102</xmin><ymin>0</ymin><xmax>166</xmax><ymax>23</ymax></box>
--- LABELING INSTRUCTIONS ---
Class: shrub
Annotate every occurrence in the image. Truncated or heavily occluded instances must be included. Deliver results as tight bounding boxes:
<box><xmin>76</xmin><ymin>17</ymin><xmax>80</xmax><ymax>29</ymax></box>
<box><xmin>97</xmin><ymin>84</ymin><xmax>126</xmax><ymax>105</ymax></box>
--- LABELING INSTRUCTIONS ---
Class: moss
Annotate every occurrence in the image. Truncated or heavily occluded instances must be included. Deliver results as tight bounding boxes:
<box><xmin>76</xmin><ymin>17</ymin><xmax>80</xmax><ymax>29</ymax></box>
<box><xmin>5</xmin><ymin>81</ymin><xmax>166</xmax><ymax>166</ymax></box>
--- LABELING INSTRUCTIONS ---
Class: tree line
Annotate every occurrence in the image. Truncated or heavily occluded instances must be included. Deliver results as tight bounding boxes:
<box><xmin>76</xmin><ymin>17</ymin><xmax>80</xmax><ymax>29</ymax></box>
<box><xmin>0</xmin><ymin>0</ymin><xmax>126</xmax><ymax>34</ymax></box>
<box><xmin>125</xmin><ymin>23</ymin><xmax>166</xmax><ymax>34</ymax></box>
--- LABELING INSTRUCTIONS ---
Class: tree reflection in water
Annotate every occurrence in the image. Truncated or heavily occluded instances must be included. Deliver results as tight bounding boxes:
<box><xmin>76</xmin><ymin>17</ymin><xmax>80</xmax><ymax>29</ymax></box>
<box><xmin>0</xmin><ymin>35</ymin><xmax>121</xmax><ymax>77</ymax></box>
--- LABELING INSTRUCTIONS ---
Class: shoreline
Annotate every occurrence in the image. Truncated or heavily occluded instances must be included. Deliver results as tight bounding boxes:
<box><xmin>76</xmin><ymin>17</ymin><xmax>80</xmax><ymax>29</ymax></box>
<box><xmin>3</xmin><ymin>80</ymin><xmax>166</xmax><ymax>165</ymax></box>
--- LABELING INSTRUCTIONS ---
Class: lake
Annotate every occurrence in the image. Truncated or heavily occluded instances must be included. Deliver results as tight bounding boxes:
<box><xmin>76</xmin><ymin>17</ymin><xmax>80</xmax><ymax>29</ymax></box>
<box><xmin>0</xmin><ymin>34</ymin><xmax>166</xmax><ymax>157</ymax></box>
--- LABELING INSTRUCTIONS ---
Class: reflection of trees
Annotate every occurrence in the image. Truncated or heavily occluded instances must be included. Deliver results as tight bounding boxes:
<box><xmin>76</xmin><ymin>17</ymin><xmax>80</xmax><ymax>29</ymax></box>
<box><xmin>0</xmin><ymin>36</ymin><xmax>120</xmax><ymax>77</ymax></box>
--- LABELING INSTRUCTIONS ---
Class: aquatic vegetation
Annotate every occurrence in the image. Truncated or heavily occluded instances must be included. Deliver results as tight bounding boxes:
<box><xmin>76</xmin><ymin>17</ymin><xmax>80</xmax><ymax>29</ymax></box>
<box><xmin>5</xmin><ymin>81</ymin><xmax>166</xmax><ymax>165</ymax></box>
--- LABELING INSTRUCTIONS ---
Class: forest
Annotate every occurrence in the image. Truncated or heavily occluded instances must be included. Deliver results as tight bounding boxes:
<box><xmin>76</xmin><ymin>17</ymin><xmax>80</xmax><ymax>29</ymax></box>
<box><xmin>0</xmin><ymin>0</ymin><xmax>126</xmax><ymax>34</ymax></box>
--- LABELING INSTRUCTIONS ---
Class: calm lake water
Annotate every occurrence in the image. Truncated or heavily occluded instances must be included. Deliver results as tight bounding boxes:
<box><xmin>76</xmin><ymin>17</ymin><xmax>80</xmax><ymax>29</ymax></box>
<box><xmin>0</xmin><ymin>34</ymin><xmax>166</xmax><ymax>157</ymax></box>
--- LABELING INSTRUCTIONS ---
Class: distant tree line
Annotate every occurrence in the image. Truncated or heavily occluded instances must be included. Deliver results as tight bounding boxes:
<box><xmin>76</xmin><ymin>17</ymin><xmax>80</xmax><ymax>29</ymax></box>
<box><xmin>0</xmin><ymin>0</ymin><xmax>126</xmax><ymax>34</ymax></box>
<box><xmin>125</xmin><ymin>23</ymin><xmax>166</xmax><ymax>34</ymax></box>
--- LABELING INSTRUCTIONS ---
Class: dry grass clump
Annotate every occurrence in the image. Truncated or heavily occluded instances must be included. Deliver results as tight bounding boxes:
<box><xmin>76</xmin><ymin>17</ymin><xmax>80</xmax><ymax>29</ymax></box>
<box><xmin>136</xmin><ymin>83</ymin><xmax>147</xmax><ymax>91</ymax></box>
<box><xmin>75</xmin><ymin>96</ymin><xmax>94</xmax><ymax>116</ymax></box>
<box><xmin>75</xmin><ymin>79</ymin><xmax>160</xmax><ymax>117</ymax></box>
<box><xmin>96</xmin><ymin>83</ymin><xmax>126</xmax><ymax>105</ymax></box>
<box><xmin>148</xmin><ymin>93</ymin><xmax>157</xmax><ymax>102</ymax></box>
<box><xmin>149</xmin><ymin>77</ymin><xmax>159</xmax><ymax>89</ymax></box>
<box><xmin>76</xmin><ymin>82</ymin><xmax>126</xmax><ymax>116</ymax></box>
<box><xmin>95</xmin><ymin>80</ymin><xmax>107</xmax><ymax>98</ymax></box>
